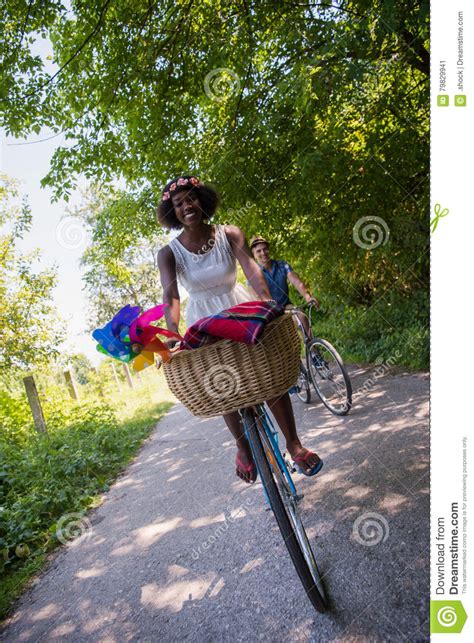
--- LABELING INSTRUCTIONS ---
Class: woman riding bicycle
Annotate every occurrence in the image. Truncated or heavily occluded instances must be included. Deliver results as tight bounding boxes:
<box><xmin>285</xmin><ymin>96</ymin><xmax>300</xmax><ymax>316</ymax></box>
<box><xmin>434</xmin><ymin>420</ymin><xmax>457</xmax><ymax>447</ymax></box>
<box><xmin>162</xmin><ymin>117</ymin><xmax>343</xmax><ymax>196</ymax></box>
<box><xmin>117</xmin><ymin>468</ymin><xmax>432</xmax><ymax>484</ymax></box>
<box><xmin>157</xmin><ymin>175</ymin><xmax>323</xmax><ymax>483</ymax></box>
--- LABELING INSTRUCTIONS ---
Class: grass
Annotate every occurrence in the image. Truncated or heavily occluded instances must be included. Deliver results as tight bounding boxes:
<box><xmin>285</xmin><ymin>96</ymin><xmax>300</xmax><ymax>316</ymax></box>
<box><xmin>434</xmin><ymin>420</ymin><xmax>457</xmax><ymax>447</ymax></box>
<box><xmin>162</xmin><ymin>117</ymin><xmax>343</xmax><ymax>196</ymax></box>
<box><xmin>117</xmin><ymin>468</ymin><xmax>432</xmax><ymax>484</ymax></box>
<box><xmin>0</xmin><ymin>370</ymin><xmax>175</xmax><ymax>621</ymax></box>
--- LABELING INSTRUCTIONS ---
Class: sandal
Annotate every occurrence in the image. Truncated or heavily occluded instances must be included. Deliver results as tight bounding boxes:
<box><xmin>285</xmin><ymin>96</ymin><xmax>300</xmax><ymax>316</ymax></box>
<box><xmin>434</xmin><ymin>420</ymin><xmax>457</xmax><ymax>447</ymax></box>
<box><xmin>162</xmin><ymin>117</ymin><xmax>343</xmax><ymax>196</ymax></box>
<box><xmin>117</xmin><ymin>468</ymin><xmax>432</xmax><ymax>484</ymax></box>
<box><xmin>293</xmin><ymin>451</ymin><xmax>323</xmax><ymax>477</ymax></box>
<box><xmin>235</xmin><ymin>451</ymin><xmax>257</xmax><ymax>484</ymax></box>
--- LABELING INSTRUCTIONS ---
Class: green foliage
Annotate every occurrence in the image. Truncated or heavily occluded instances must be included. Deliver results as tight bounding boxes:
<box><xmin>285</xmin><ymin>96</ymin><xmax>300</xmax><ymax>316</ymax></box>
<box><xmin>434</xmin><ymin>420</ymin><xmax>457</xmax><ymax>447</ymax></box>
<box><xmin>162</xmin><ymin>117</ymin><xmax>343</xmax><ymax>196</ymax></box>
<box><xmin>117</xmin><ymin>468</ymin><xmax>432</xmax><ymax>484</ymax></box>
<box><xmin>0</xmin><ymin>176</ymin><xmax>64</xmax><ymax>372</ymax></box>
<box><xmin>67</xmin><ymin>185</ymin><xmax>165</xmax><ymax>327</ymax></box>
<box><xmin>311</xmin><ymin>289</ymin><xmax>429</xmax><ymax>370</ymax></box>
<box><xmin>0</xmin><ymin>1</ymin><xmax>429</xmax><ymax>366</ymax></box>
<box><xmin>67</xmin><ymin>353</ymin><xmax>94</xmax><ymax>385</ymax></box>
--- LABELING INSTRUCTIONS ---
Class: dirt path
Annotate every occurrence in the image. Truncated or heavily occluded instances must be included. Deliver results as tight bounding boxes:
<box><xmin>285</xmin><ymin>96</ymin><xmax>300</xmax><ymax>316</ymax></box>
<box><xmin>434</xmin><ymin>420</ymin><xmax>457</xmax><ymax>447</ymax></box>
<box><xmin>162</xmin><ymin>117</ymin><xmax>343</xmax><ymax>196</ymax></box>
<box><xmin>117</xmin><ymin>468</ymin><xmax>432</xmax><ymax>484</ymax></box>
<box><xmin>1</xmin><ymin>365</ymin><xmax>429</xmax><ymax>642</ymax></box>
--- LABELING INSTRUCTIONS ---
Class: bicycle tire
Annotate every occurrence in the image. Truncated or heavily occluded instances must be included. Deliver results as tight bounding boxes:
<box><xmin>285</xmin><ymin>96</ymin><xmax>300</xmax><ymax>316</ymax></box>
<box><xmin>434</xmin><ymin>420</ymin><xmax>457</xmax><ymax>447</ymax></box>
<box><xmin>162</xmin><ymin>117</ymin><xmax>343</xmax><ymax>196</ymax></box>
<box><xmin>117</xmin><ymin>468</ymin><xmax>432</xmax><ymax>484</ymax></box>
<box><xmin>242</xmin><ymin>408</ymin><xmax>328</xmax><ymax>612</ymax></box>
<box><xmin>307</xmin><ymin>338</ymin><xmax>352</xmax><ymax>416</ymax></box>
<box><xmin>295</xmin><ymin>361</ymin><xmax>311</xmax><ymax>403</ymax></box>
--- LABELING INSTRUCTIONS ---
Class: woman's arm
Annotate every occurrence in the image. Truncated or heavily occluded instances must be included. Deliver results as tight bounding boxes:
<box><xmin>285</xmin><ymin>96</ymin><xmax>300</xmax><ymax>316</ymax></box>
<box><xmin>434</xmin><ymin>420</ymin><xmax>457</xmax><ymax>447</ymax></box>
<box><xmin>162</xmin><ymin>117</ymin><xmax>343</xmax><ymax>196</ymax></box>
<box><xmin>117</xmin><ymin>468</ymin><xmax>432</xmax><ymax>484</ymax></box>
<box><xmin>157</xmin><ymin>246</ymin><xmax>181</xmax><ymax>333</ymax></box>
<box><xmin>225</xmin><ymin>225</ymin><xmax>273</xmax><ymax>300</ymax></box>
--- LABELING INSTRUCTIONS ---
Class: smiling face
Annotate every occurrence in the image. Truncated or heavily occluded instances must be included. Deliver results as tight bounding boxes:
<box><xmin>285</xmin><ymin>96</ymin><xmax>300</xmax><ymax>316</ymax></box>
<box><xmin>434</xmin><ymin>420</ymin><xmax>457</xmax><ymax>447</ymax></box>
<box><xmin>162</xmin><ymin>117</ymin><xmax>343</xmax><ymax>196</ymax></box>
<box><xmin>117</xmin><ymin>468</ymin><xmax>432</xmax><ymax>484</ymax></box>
<box><xmin>171</xmin><ymin>189</ymin><xmax>203</xmax><ymax>227</ymax></box>
<box><xmin>252</xmin><ymin>242</ymin><xmax>270</xmax><ymax>266</ymax></box>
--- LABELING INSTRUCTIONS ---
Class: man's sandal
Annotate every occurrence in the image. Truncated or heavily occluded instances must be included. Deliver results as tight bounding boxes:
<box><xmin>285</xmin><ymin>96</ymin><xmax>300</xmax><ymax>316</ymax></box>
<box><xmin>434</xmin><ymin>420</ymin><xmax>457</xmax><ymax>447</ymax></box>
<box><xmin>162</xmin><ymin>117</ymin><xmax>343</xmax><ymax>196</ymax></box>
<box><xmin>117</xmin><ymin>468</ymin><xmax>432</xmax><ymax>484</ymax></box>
<box><xmin>293</xmin><ymin>452</ymin><xmax>323</xmax><ymax>477</ymax></box>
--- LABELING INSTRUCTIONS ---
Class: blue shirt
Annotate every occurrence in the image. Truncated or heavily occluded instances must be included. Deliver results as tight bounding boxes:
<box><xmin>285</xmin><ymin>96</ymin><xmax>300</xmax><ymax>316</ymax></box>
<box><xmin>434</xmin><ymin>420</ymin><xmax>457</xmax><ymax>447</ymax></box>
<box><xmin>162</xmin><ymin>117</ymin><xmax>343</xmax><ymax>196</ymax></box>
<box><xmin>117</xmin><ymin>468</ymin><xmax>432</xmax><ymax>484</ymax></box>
<box><xmin>259</xmin><ymin>260</ymin><xmax>293</xmax><ymax>307</ymax></box>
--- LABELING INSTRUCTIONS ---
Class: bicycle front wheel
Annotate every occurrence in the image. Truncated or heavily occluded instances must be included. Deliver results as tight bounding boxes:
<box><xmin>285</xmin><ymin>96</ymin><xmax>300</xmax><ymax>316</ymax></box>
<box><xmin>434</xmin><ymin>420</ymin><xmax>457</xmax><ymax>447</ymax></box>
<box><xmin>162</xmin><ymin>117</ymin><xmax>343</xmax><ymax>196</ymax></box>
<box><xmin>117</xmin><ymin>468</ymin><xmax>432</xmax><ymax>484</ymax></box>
<box><xmin>307</xmin><ymin>338</ymin><xmax>352</xmax><ymax>416</ymax></box>
<box><xmin>242</xmin><ymin>408</ymin><xmax>328</xmax><ymax>613</ymax></box>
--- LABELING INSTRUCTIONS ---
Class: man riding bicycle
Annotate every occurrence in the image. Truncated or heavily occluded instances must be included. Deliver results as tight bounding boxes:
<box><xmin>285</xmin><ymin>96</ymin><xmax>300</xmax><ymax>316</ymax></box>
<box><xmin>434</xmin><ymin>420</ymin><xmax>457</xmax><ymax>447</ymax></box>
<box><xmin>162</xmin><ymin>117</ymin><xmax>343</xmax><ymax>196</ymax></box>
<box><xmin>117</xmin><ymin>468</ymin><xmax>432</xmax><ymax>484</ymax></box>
<box><xmin>249</xmin><ymin>235</ymin><xmax>319</xmax><ymax>337</ymax></box>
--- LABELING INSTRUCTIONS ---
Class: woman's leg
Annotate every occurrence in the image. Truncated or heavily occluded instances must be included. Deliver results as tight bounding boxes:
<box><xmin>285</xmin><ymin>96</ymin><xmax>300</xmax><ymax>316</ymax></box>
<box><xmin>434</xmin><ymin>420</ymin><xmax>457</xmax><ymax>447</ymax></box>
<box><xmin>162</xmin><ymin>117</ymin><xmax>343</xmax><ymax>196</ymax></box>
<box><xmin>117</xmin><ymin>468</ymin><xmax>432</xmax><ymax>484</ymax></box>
<box><xmin>267</xmin><ymin>392</ymin><xmax>321</xmax><ymax>472</ymax></box>
<box><xmin>223</xmin><ymin>411</ymin><xmax>256</xmax><ymax>483</ymax></box>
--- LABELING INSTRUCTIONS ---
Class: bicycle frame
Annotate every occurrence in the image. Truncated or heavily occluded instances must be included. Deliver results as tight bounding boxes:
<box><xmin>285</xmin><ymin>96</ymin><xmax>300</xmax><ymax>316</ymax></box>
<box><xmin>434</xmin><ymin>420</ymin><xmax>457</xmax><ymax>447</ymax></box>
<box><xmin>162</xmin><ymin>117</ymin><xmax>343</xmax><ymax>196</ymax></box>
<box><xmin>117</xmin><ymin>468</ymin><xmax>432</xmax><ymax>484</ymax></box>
<box><xmin>287</xmin><ymin>304</ymin><xmax>314</xmax><ymax>348</ymax></box>
<box><xmin>241</xmin><ymin>405</ymin><xmax>299</xmax><ymax>501</ymax></box>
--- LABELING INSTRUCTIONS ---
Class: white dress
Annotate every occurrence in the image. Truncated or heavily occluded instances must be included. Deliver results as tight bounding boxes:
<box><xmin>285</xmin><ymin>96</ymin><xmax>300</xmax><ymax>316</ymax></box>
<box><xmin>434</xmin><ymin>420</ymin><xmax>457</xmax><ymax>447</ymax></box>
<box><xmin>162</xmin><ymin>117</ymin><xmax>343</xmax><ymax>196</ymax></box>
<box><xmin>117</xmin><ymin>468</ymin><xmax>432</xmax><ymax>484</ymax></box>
<box><xmin>168</xmin><ymin>224</ymin><xmax>253</xmax><ymax>327</ymax></box>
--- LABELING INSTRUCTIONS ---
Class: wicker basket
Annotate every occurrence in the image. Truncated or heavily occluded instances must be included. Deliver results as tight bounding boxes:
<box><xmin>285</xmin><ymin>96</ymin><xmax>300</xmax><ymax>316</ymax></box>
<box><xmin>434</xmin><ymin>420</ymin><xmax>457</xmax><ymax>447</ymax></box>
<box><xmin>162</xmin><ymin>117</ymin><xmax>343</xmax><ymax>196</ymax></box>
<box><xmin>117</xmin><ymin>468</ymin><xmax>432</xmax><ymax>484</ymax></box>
<box><xmin>162</xmin><ymin>314</ymin><xmax>300</xmax><ymax>417</ymax></box>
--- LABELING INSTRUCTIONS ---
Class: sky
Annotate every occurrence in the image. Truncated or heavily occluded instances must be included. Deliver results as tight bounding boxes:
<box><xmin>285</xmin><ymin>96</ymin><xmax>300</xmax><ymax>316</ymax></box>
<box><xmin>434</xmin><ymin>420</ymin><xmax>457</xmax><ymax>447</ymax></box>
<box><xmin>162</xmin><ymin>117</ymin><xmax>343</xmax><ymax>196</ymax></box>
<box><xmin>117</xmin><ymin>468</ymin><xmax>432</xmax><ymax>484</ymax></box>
<box><xmin>1</xmin><ymin>129</ymin><xmax>99</xmax><ymax>362</ymax></box>
<box><xmin>1</xmin><ymin>32</ymin><xmax>106</xmax><ymax>365</ymax></box>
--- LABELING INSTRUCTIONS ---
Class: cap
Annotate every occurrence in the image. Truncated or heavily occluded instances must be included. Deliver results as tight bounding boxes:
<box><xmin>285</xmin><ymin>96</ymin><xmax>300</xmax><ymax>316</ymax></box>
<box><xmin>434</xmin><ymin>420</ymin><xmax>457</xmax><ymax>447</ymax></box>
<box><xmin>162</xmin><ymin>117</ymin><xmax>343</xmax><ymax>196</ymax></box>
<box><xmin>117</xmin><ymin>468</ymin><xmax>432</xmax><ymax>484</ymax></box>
<box><xmin>249</xmin><ymin>235</ymin><xmax>269</xmax><ymax>249</ymax></box>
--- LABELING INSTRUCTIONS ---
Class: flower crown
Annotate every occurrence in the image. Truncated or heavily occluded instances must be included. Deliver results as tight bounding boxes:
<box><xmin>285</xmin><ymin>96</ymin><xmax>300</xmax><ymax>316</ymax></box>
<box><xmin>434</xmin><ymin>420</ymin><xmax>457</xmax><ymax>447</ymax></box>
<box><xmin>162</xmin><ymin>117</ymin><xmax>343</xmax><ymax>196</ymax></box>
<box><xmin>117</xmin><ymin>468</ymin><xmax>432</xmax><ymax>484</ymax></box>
<box><xmin>162</xmin><ymin>176</ymin><xmax>201</xmax><ymax>201</ymax></box>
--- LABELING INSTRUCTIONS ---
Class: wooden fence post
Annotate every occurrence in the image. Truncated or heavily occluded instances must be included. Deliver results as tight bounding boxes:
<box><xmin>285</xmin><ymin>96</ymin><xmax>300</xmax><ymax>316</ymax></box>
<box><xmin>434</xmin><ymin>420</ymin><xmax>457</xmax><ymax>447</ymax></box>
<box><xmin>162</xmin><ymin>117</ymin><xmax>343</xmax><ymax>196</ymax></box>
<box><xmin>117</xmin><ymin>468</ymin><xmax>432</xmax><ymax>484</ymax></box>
<box><xmin>64</xmin><ymin>369</ymin><xmax>79</xmax><ymax>400</ymax></box>
<box><xmin>122</xmin><ymin>363</ymin><xmax>134</xmax><ymax>389</ymax></box>
<box><xmin>23</xmin><ymin>376</ymin><xmax>47</xmax><ymax>434</ymax></box>
<box><xmin>111</xmin><ymin>363</ymin><xmax>120</xmax><ymax>390</ymax></box>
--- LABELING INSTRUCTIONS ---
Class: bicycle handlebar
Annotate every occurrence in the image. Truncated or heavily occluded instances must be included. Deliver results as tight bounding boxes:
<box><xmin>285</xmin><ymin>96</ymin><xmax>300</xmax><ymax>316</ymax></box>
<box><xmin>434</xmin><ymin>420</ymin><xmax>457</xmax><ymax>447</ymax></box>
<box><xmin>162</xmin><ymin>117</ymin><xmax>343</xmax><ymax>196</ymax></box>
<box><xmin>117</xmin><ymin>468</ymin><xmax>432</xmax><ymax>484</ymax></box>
<box><xmin>284</xmin><ymin>301</ymin><xmax>318</xmax><ymax>313</ymax></box>
<box><xmin>284</xmin><ymin>301</ymin><xmax>320</xmax><ymax>338</ymax></box>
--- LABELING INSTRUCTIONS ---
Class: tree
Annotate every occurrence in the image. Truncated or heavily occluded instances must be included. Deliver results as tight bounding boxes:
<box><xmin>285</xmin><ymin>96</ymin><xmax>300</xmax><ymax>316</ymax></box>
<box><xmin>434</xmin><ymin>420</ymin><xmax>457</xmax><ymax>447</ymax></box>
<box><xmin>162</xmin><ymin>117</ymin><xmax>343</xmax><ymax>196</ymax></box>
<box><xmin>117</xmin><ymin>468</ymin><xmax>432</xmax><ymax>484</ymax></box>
<box><xmin>67</xmin><ymin>185</ymin><xmax>165</xmax><ymax>328</ymax></box>
<box><xmin>65</xmin><ymin>353</ymin><xmax>93</xmax><ymax>385</ymax></box>
<box><xmin>0</xmin><ymin>175</ymin><xmax>64</xmax><ymax>372</ymax></box>
<box><xmin>0</xmin><ymin>1</ymin><xmax>429</xmax><ymax>365</ymax></box>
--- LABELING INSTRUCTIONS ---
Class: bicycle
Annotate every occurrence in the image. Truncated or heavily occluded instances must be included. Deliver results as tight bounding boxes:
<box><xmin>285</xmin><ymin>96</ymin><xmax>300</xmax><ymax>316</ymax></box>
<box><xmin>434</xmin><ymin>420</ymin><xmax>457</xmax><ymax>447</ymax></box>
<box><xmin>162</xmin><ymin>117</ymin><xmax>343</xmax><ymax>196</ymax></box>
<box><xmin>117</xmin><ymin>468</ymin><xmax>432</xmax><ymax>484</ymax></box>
<box><xmin>239</xmin><ymin>403</ymin><xmax>328</xmax><ymax>613</ymax></box>
<box><xmin>162</xmin><ymin>311</ymin><xmax>329</xmax><ymax>613</ymax></box>
<box><xmin>289</xmin><ymin>302</ymin><xmax>352</xmax><ymax>415</ymax></box>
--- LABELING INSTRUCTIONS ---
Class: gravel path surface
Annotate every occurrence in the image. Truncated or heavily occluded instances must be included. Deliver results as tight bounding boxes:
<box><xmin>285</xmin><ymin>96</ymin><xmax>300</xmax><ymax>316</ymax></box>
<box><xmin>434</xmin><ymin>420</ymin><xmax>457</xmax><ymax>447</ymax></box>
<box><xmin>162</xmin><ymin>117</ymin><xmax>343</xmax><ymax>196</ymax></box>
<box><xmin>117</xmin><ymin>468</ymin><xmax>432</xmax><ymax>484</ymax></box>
<box><xmin>1</xmin><ymin>365</ymin><xmax>429</xmax><ymax>642</ymax></box>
